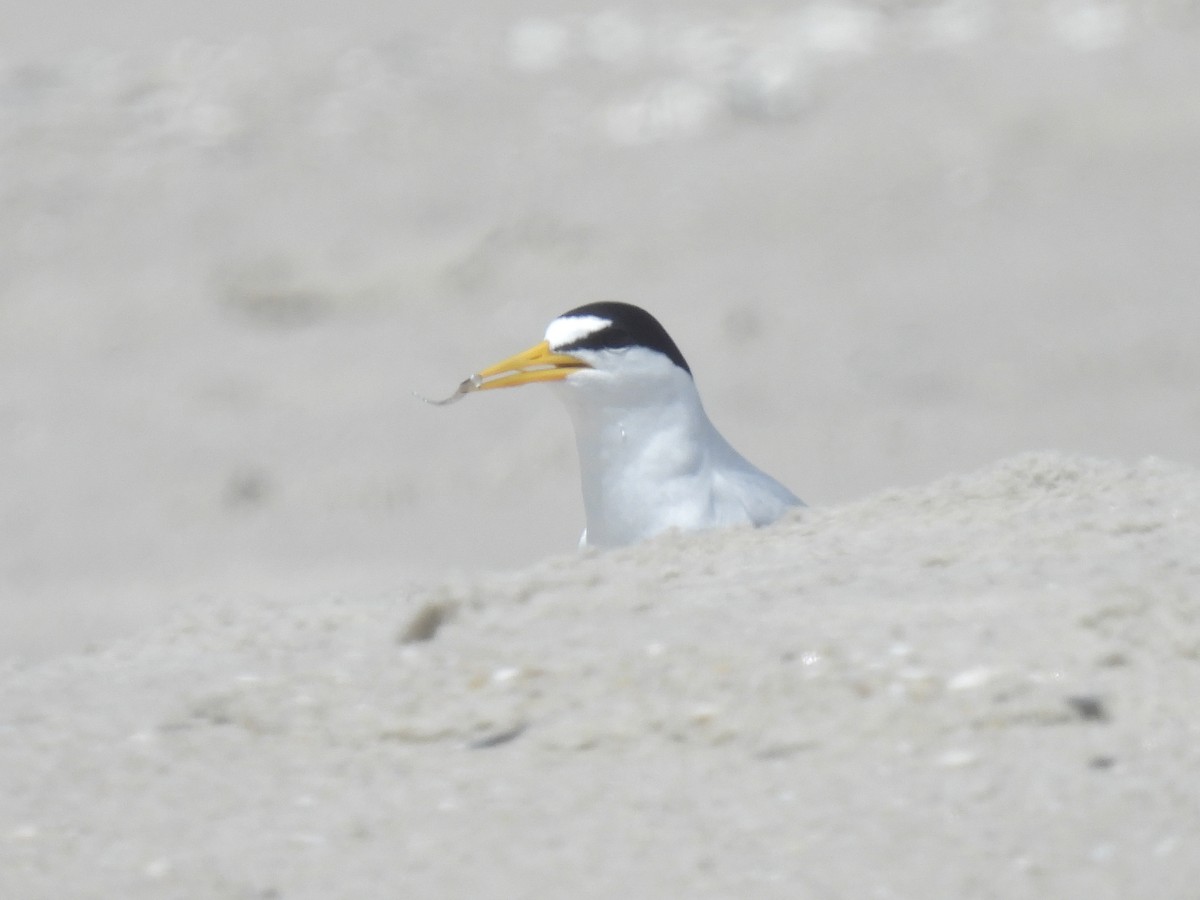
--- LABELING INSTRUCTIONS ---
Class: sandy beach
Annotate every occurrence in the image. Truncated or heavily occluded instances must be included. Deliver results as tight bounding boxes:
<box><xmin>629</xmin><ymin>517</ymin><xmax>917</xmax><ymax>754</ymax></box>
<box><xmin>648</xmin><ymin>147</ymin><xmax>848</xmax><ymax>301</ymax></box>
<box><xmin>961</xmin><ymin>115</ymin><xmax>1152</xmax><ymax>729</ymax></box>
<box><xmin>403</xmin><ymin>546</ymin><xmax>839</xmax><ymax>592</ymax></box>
<box><xmin>4</xmin><ymin>453</ymin><xmax>1200</xmax><ymax>897</ymax></box>
<box><xmin>2</xmin><ymin>2</ymin><xmax>1199</xmax><ymax>897</ymax></box>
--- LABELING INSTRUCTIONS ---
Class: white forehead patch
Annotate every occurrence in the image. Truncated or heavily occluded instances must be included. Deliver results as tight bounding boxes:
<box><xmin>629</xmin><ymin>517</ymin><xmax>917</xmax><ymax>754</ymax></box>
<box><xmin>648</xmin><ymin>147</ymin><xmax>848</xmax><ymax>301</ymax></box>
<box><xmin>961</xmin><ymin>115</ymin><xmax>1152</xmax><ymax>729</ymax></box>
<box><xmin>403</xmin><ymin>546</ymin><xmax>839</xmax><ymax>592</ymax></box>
<box><xmin>544</xmin><ymin>315</ymin><xmax>611</xmax><ymax>349</ymax></box>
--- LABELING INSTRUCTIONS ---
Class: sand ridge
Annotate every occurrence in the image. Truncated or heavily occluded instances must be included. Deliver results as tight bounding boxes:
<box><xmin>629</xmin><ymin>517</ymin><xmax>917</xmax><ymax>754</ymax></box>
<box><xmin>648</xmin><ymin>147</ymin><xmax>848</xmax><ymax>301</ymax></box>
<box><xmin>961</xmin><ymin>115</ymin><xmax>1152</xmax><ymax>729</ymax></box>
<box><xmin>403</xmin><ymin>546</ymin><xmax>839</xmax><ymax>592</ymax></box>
<box><xmin>2</xmin><ymin>453</ymin><xmax>1199</xmax><ymax>897</ymax></box>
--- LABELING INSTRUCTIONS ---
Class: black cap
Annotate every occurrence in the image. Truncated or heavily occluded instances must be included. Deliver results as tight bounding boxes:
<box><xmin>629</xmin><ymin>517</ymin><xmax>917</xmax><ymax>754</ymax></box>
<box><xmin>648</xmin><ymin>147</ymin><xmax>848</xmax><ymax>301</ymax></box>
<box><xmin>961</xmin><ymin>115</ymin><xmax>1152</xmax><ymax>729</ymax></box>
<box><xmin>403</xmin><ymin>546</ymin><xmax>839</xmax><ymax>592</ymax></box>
<box><xmin>553</xmin><ymin>302</ymin><xmax>692</xmax><ymax>375</ymax></box>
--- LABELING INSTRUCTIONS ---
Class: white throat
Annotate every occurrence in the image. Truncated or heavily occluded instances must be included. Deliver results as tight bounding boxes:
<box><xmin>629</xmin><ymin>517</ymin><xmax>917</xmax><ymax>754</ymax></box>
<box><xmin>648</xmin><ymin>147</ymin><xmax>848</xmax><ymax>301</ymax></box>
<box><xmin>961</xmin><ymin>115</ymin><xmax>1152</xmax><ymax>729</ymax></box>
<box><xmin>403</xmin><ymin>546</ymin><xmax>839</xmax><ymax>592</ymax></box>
<box><xmin>550</xmin><ymin>363</ymin><xmax>739</xmax><ymax>546</ymax></box>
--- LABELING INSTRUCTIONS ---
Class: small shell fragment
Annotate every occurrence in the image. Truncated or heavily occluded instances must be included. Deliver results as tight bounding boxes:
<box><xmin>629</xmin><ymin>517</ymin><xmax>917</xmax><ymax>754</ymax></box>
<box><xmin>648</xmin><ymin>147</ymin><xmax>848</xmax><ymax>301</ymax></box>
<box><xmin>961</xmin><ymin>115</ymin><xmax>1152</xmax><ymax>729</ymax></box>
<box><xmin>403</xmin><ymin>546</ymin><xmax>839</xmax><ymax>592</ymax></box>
<box><xmin>415</xmin><ymin>374</ymin><xmax>483</xmax><ymax>406</ymax></box>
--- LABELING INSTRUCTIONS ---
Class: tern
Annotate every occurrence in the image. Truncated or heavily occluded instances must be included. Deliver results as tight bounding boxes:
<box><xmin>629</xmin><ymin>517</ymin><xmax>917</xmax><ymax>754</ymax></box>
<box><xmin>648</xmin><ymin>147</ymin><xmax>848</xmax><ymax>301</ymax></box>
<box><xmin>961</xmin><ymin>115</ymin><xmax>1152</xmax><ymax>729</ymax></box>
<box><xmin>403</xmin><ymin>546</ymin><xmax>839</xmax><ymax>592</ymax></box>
<box><xmin>429</xmin><ymin>302</ymin><xmax>802</xmax><ymax>547</ymax></box>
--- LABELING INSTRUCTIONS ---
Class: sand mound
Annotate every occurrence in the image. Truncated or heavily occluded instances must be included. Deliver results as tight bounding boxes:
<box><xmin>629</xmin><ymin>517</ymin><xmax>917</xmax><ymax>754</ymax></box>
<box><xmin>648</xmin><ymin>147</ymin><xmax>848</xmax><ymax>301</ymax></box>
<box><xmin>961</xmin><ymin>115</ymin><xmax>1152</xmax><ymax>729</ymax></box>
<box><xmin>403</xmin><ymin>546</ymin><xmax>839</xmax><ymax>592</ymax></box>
<box><xmin>3</xmin><ymin>452</ymin><xmax>1198</xmax><ymax>898</ymax></box>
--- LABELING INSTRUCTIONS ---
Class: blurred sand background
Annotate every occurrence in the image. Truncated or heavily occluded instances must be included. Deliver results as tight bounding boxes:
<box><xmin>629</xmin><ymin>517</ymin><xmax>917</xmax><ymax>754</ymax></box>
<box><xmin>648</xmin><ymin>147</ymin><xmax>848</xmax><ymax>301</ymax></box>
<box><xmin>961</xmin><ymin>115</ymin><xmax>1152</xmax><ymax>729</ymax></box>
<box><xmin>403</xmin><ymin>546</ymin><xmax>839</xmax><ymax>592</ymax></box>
<box><xmin>2</xmin><ymin>1</ymin><xmax>1200</xmax><ymax>897</ymax></box>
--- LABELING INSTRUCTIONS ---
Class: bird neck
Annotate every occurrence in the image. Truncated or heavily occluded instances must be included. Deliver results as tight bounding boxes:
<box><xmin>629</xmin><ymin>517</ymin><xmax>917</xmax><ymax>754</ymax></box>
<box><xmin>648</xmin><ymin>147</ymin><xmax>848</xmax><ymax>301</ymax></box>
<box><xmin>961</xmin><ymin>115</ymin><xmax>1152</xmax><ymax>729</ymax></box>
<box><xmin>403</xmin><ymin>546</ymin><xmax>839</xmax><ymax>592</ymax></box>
<box><xmin>553</xmin><ymin>377</ymin><xmax>734</xmax><ymax>545</ymax></box>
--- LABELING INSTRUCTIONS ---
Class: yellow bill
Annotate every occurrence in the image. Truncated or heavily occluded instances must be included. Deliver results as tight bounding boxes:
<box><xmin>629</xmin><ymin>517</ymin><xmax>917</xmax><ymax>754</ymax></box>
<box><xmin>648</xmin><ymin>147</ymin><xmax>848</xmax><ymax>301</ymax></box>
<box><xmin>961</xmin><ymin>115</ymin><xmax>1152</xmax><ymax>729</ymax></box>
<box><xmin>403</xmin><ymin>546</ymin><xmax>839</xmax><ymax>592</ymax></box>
<box><xmin>418</xmin><ymin>340</ymin><xmax>590</xmax><ymax>406</ymax></box>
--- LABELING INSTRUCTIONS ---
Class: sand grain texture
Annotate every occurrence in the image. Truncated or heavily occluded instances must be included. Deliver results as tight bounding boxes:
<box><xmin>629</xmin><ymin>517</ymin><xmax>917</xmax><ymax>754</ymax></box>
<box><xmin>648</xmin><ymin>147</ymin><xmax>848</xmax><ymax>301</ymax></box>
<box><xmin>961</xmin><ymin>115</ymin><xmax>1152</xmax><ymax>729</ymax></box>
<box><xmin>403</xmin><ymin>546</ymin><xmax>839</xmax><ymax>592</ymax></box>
<box><xmin>3</xmin><ymin>453</ymin><xmax>1200</xmax><ymax>898</ymax></box>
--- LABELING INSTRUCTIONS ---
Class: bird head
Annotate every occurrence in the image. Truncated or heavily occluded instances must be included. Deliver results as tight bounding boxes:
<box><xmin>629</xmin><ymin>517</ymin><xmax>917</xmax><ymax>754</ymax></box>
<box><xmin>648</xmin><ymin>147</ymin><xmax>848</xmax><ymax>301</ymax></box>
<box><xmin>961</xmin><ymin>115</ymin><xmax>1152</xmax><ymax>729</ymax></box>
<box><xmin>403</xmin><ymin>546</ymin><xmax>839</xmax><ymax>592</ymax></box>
<box><xmin>470</xmin><ymin>302</ymin><xmax>694</xmax><ymax>408</ymax></box>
